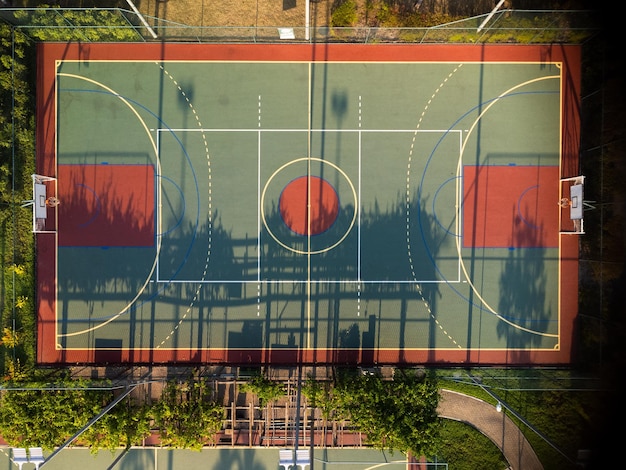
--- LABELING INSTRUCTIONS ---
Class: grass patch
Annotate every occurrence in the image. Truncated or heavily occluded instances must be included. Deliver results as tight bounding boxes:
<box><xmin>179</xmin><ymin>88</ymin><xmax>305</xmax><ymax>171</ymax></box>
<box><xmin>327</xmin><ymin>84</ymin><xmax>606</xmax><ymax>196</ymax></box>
<box><xmin>438</xmin><ymin>369</ymin><xmax>609</xmax><ymax>470</ymax></box>
<box><xmin>437</xmin><ymin>419</ymin><xmax>509</xmax><ymax>470</ymax></box>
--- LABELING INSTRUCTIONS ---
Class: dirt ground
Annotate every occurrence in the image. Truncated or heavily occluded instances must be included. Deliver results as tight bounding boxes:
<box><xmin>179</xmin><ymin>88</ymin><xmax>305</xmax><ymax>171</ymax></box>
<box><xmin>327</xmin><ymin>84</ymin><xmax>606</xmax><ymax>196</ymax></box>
<box><xmin>138</xmin><ymin>0</ymin><xmax>333</xmax><ymax>29</ymax></box>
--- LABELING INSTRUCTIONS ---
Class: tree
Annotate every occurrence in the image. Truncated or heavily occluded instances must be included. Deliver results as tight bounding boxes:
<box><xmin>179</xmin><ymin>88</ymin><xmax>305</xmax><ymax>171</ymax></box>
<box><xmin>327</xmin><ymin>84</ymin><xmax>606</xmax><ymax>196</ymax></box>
<box><xmin>152</xmin><ymin>379</ymin><xmax>224</xmax><ymax>450</ymax></box>
<box><xmin>0</xmin><ymin>379</ymin><xmax>112</xmax><ymax>450</ymax></box>
<box><xmin>240</xmin><ymin>374</ymin><xmax>285</xmax><ymax>407</ymax></box>
<box><xmin>333</xmin><ymin>368</ymin><xmax>442</xmax><ymax>458</ymax></box>
<box><xmin>11</xmin><ymin>6</ymin><xmax>141</xmax><ymax>42</ymax></box>
<box><xmin>0</xmin><ymin>23</ymin><xmax>36</xmax><ymax>379</ymax></box>
<box><xmin>302</xmin><ymin>376</ymin><xmax>339</xmax><ymax>421</ymax></box>
<box><xmin>81</xmin><ymin>398</ymin><xmax>152</xmax><ymax>454</ymax></box>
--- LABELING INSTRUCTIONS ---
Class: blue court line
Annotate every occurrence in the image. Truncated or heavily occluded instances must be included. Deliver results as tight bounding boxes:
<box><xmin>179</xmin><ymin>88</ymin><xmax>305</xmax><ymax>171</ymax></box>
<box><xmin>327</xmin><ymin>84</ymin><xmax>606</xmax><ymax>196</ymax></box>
<box><xmin>59</xmin><ymin>87</ymin><xmax>202</xmax><ymax>323</ymax></box>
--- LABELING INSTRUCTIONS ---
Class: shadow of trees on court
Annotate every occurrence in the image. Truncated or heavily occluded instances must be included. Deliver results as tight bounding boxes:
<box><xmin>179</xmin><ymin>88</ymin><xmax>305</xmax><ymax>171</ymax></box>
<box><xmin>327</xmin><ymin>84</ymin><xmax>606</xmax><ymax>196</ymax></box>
<box><xmin>57</xmin><ymin>185</ymin><xmax>449</xmax><ymax>364</ymax></box>
<box><xmin>497</xmin><ymin>206</ymin><xmax>552</xmax><ymax>357</ymax></box>
<box><xmin>57</xmin><ymin>158</ymin><xmax>155</xmax><ymax>247</ymax></box>
<box><xmin>56</xmin><ymin>178</ymin><xmax>555</xmax><ymax>363</ymax></box>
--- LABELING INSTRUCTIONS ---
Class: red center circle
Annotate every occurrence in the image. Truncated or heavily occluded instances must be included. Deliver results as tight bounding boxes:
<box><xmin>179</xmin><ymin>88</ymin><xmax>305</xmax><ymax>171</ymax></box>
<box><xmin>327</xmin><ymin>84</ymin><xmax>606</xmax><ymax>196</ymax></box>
<box><xmin>279</xmin><ymin>176</ymin><xmax>339</xmax><ymax>236</ymax></box>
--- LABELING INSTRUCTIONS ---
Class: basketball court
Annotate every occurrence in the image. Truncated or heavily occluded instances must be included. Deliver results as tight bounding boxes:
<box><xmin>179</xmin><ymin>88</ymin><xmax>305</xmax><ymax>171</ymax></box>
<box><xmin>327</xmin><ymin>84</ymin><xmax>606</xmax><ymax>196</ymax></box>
<box><xmin>34</xmin><ymin>43</ymin><xmax>582</xmax><ymax>366</ymax></box>
<box><xmin>1</xmin><ymin>446</ymin><xmax>417</xmax><ymax>470</ymax></box>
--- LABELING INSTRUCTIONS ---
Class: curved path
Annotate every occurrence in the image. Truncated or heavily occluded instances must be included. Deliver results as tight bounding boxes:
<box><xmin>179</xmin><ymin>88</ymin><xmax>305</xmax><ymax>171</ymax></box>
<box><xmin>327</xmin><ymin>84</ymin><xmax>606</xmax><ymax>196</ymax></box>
<box><xmin>438</xmin><ymin>389</ymin><xmax>543</xmax><ymax>470</ymax></box>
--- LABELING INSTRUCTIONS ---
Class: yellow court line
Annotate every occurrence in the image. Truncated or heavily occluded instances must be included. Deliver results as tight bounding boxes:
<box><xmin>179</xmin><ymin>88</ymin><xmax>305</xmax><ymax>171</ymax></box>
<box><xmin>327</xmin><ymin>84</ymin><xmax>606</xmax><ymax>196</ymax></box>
<box><xmin>456</xmin><ymin>74</ymin><xmax>560</xmax><ymax>338</ymax></box>
<box><xmin>260</xmin><ymin>158</ymin><xmax>357</xmax><ymax>254</ymax></box>
<box><xmin>56</xmin><ymin>72</ymin><xmax>161</xmax><ymax>338</ymax></box>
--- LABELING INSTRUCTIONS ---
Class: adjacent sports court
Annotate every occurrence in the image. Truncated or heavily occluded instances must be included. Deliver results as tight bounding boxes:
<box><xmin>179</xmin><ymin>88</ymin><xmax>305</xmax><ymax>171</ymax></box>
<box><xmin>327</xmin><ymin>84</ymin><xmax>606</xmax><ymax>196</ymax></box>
<box><xmin>34</xmin><ymin>43</ymin><xmax>581</xmax><ymax>365</ymax></box>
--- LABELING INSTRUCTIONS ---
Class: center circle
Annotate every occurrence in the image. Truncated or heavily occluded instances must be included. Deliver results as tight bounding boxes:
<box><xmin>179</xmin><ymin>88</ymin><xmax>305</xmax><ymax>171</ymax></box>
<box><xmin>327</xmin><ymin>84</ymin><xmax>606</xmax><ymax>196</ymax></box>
<box><xmin>279</xmin><ymin>176</ymin><xmax>339</xmax><ymax>236</ymax></box>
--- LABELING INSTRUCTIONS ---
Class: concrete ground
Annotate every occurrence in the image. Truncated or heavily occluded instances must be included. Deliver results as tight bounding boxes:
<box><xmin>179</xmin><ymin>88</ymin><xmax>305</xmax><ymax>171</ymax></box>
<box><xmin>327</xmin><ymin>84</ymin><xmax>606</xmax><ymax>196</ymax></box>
<box><xmin>438</xmin><ymin>389</ymin><xmax>543</xmax><ymax>470</ymax></box>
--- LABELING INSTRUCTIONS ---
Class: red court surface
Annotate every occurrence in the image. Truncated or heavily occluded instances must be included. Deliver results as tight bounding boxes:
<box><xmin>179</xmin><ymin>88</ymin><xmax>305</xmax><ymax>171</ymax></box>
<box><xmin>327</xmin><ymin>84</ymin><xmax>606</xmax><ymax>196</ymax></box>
<box><xmin>35</xmin><ymin>43</ymin><xmax>581</xmax><ymax>366</ymax></box>
<box><xmin>280</xmin><ymin>176</ymin><xmax>339</xmax><ymax>236</ymax></box>
<box><xmin>463</xmin><ymin>165</ymin><xmax>560</xmax><ymax>248</ymax></box>
<box><xmin>58</xmin><ymin>164</ymin><xmax>154</xmax><ymax>247</ymax></box>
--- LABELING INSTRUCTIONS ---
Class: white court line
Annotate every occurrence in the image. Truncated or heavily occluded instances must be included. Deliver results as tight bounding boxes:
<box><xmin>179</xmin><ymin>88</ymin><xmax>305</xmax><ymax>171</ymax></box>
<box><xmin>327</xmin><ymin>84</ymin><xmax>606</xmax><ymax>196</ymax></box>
<box><xmin>156</xmin><ymin>129</ymin><xmax>162</xmax><ymax>282</ymax></box>
<box><xmin>357</xmin><ymin>97</ymin><xmax>363</xmax><ymax>281</ymax></box>
<box><xmin>457</xmin><ymin>128</ymin><xmax>463</xmax><ymax>282</ymax></box>
<box><xmin>153</xmin><ymin>126</ymin><xmax>463</xmax><ymax>286</ymax></box>
<box><xmin>306</xmin><ymin>62</ymin><xmax>313</xmax><ymax>348</ymax></box>
<box><xmin>160</xmin><ymin>279</ymin><xmax>458</xmax><ymax>284</ymax></box>
<box><xmin>257</xmin><ymin>96</ymin><xmax>262</xmax><ymax>316</ymax></box>
<box><xmin>357</xmin><ymin>95</ymin><xmax>362</xmax><ymax>316</ymax></box>
<box><xmin>162</xmin><ymin>128</ymin><xmax>462</xmax><ymax>133</ymax></box>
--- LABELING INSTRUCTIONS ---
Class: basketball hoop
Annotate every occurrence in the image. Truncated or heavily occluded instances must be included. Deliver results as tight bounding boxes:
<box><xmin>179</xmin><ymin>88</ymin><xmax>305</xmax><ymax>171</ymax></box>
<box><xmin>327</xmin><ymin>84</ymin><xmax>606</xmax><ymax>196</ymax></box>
<box><xmin>560</xmin><ymin>175</ymin><xmax>586</xmax><ymax>235</ymax></box>
<box><xmin>27</xmin><ymin>174</ymin><xmax>57</xmax><ymax>233</ymax></box>
<box><xmin>46</xmin><ymin>196</ymin><xmax>60</xmax><ymax>207</ymax></box>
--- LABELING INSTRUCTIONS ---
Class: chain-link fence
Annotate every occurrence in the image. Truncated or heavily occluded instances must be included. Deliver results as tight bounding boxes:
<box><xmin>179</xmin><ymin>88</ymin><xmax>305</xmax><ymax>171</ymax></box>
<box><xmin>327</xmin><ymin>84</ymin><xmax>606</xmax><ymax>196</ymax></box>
<box><xmin>0</xmin><ymin>7</ymin><xmax>599</xmax><ymax>43</ymax></box>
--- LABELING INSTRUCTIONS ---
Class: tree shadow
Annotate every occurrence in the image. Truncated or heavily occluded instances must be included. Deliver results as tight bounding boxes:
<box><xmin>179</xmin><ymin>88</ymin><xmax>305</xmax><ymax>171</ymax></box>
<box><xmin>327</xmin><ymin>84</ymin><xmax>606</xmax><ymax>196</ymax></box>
<box><xmin>55</xmin><ymin>172</ymin><xmax>450</xmax><ymax>366</ymax></box>
<box><xmin>497</xmin><ymin>205</ymin><xmax>552</xmax><ymax>357</ymax></box>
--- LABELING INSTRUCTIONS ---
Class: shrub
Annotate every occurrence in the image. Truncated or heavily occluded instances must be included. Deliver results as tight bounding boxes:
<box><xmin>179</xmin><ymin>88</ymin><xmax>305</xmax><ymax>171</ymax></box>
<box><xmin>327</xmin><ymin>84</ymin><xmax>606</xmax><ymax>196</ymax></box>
<box><xmin>331</xmin><ymin>0</ymin><xmax>358</xmax><ymax>27</ymax></box>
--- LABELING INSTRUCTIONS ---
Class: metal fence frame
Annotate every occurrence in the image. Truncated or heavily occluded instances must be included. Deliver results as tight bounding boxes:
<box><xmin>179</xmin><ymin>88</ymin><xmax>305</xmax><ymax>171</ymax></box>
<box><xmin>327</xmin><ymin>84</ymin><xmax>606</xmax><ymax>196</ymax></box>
<box><xmin>0</xmin><ymin>7</ymin><xmax>599</xmax><ymax>44</ymax></box>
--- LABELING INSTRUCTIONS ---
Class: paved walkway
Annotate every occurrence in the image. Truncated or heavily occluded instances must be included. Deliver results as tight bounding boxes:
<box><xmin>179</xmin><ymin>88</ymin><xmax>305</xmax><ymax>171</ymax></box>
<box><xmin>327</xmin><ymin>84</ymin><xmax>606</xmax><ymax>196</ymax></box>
<box><xmin>437</xmin><ymin>389</ymin><xmax>543</xmax><ymax>470</ymax></box>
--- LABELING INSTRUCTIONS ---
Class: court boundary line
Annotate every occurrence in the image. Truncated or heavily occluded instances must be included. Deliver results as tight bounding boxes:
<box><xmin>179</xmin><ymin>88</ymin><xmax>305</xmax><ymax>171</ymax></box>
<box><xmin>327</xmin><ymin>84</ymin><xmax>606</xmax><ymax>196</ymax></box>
<box><xmin>154</xmin><ymin>127</ymin><xmax>463</xmax><ymax>284</ymax></box>
<box><xmin>36</xmin><ymin>43</ymin><xmax>581</xmax><ymax>365</ymax></box>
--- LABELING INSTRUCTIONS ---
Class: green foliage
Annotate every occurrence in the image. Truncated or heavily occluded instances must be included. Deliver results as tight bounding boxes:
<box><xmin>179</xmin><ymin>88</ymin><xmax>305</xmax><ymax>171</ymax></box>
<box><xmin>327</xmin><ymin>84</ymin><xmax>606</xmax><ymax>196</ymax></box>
<box><xmin>1</xmin><ymin>327</ymin><xmax>19</xmax><ymax>349</ymax></box>
<box><xmin>12</xmin><ymin>6</ymin><xmax>141</xmax><ymax>42</ymax></box>
<box><xmin>302</xmin><ymin>376</ymin><xmax>339</xmax><ymax>421</ymax></box>
<box><xmin>240</xmin><ymin>375</ymin><xmax>285</xmax><ymax>407</ymax></box>
<box><xmin>0</xmin><ymin>24</ymin><xmax>36</xmax><ymax>379</ymax></box>
<box><xmin>356</xmin><ymin>1</ymin><xmax>465</xmax><ymax>29</ymax></box>
<box><xmin>331</xmin><ymin>0</ymin><xmax>358</xmax><ymax>28</ymax></box>
<box><xmin>331</xmin><ymin>369</ymin><xmax>441</xmax><ymax>457</ymax></box>
<box><xmin>0</xmin><ymin>26</ymin><xmax>34</xmax><ymax>212</ymax></box>
<box><xmin>2</xmin><ymin>260</ymin><xmax>36</xmax><ymax>375</ymax></box>
<box><xmin>81</xmin><ymin>399</ymin><xmax>152</xmax><ymax>453</ymax></box>
<box><xmin>0</xmin><ymin>379</ymin><xmax>112</xmax><ymax>450</ymax></box>
<box><xmin>152</xmin><ymin>380</ymin><xmax>224</xmax><ymax>450</ymax></box>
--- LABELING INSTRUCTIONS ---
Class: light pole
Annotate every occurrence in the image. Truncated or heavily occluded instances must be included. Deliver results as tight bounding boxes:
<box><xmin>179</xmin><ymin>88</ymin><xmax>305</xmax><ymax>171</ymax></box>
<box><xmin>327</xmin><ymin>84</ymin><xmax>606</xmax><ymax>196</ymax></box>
<box><xmin>126</xmin><ymin>0</ymin><xmax>158</xmax><ymax>39</ymax></box>
<box><xmin>305</xmin><ymin>0</ymin><xmax>310</xmax><ymax>41</ymax></box>
<box><xmin>467</xmin><ymin>373</ymin><xmax>577</xmax><ymax>466</ymax></box>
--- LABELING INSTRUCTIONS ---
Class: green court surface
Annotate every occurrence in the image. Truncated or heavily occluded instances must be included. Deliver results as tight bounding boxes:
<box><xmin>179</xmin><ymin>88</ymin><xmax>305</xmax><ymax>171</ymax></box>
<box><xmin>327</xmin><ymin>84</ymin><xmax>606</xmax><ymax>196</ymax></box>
<box><xmin>35</xmin><ymin>43</ymin><xmax>581</xmax><ymax>365</ymax></box>
<box><xmin>1</xmin><ymin>447</ymin><xmax>417</xmax><ymax>470</ymax></box>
